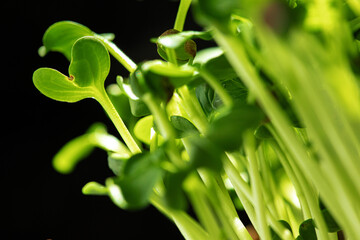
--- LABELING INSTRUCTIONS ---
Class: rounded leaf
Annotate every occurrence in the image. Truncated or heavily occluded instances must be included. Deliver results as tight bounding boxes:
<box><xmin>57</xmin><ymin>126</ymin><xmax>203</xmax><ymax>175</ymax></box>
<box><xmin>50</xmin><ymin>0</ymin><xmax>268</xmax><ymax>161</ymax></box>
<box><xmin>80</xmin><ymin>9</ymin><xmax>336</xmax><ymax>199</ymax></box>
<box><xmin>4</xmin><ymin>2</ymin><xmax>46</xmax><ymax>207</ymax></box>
<box><xmin>69</xmin><ymin>36</ymin><xmax>110</xmax><ymax>88</ymax></box>
<box><xmin>33</xmin><ymin>68</ymin><xmax>93</xmax><ymax>102</ymax></box>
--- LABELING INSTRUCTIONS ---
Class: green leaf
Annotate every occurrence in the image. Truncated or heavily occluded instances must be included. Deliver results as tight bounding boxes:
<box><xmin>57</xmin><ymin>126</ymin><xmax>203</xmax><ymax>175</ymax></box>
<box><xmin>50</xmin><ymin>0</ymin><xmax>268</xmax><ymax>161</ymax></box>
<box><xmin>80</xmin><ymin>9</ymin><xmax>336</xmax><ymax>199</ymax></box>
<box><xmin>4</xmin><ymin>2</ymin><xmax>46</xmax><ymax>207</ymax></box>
<box><xmin>82</xmin><ymin>181</ymin><xmax>108</xmax><ymax>195</ymax></box>
<box><xmin>69</xmin><ymin>36</ymin><xmax>110</xmax><ymax>89</ymax></box>
<box><xmin>33</xmin><ymin>36</ymin><xmax>110</xmax><ymax>103</ymax></box>
<box><xmin>170</xmin><ymin>115</ymin><xmax>199</xmax><ymax>138</ymax></box>
<box><xmin>108</xmin><ymin>152</ymin><xmax>130</xmax><ymax>176</ymax></box>
<box><xmin>41</xmin><ymin>21</ymin><xmax>94</xmax><ymax>60</ymax></box>
<box><xmin>52</xmin><ymin>123</ymin><xmax>129</xmax><ymax>174</ymax></box>
<box><xmin>187</xmin><ymin>137</ymin><xmax>223</xmax><ymax>171</ymax></box>
<box><xmin>298</xmin><ymin>219</ymin><xmax>317</xmax><ymax>240</ymax></box>
<box><xmin>133</xmin><ymin>115</ymin><xmax>154</xmax><ymax>145</ymax></box>
<box><xmin>33</xmin><ymin>68</ymin><xmax>93</xmax><ymax>102</ymax></box>
<box><xmin>193</xmin><ymin>47</ymin><xmax>224</xmax><ymax>66</ymax></box>
<box><xmin>201</xmin><ymin>52</ymin><xmax>238</xmax><ymax>81</ymax></box>
<box><xmin>52</xmin><ymin>132</ymin><xmax>94</xmax><ymax>174</ymax></box>
<box><xmin>142</xmin><ymin>60</ymin><xmax>195</xmax><ymax>88</ymax></box>
<box><xmin>129</xmin><ymin>61</ymin><xmax>194</xmax><ymax>101</ymax></box>
<box><xmin>156</xmin><ymin>29</ymin><xmax>202</xmax><ymax>64</ymax></box>
<box><xmin>157</xmin><ymin>30</ymin><xmax>211</xmax><ymax>49</ymax></box>
<box><xmin>129</xmin><ymin>99</ymin><xmax>151</xmax><ymax>117</ymax></box>
<box><xmin>116</xmin><ymin>75</ymin><xmax>150</xmax><ymax>117</ymax></box>
<box><xmin>207</xmin><ymin>104</ymin><xmax>265</xmax><ymax>151</ymax></box>
<box><xmin>196</xmin><ymin>83</ymin><xmax>216</xmax><ymax>118</ymax></box>
<box><xmin>105</xmin><ymin>178</ymin><xmax>129</xmax><ymax>209</ymax></box>
<box><xmin>117</xmin><ymin>149</ymin><xmax>166</xmax><ymax>209</ymax></box>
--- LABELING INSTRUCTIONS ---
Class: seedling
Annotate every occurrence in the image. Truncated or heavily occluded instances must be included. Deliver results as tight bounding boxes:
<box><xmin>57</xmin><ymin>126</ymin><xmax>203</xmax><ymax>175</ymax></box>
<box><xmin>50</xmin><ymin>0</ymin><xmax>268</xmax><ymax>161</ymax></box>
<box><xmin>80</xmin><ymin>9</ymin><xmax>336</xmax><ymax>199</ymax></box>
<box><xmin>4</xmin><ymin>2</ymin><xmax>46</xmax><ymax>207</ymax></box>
<box><xmin>33</xmin><ymin>0</ymin><xmax>360</xmax><ymax>239</ymax></box>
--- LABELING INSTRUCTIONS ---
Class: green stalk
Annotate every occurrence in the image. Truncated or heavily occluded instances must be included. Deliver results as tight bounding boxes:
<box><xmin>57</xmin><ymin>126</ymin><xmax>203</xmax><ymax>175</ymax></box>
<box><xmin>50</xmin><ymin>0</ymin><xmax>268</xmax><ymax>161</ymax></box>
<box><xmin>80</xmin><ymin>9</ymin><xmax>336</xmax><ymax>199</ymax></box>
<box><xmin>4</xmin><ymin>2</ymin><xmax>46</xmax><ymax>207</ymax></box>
<box><xmin>184</xmin><ymin>173</ymin><xmax>224</xmax><ymax>239</ymax></box>
<box><xmin>95</xmin><ymin>89</ymin><xmax>142</xmax><ymax>154</ymax></box>
<box><xmin>269</xmin><ymin>127</ymin><xmax>330</xmax><ymax>240</ymax></box>
<box><xmin>174</xmin><ymin>0</ymin><xmax>192</xmax><ymax>32</ymax></box>
<box><xmin>142</xmin><ymin>93</ymin><xmax>184</xmax><ymax>168</ymax></box>
<box><xmin>244</xmin><ymin>132</ymin><xmax>272</xmax><ymax>240</ymax></box>
<box><xmin>177</xmin><ymin>86</ymin><xmax>209</xmax><ymax>133</ymax></box>
<box><xmin>96</xmin><ymin>36</ymin><xmax>137</xmax><ymax>73</ymax></box>
<box><xmin>212</xmin><ymin>27</ymin><xmax>342</xmax><ymax>227</ymax></box>
<box><xmin>151</xmin><ymin>194</ymin><xmax>209</xmax><ymax>240</ymax></box>
<box><xmin>202</xmin><ymin>171</ymin><xmax>253</xmax><ymax>240</ymax></box>
<box><xmin>268</xmin><ymin>137</ymin><xmax>311</xmax><ymax>220</ymax></box>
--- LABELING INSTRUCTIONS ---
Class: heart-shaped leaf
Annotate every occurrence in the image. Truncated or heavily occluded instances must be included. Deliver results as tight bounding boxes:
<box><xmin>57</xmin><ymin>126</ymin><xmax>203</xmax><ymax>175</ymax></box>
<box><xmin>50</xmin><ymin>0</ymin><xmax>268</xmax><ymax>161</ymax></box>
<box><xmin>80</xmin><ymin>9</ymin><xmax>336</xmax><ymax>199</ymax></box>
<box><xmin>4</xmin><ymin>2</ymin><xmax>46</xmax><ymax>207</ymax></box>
<box><xmin>33</xmin><ymin>36</ymin><xmax>110</xmax><ymax>102</ymax></box>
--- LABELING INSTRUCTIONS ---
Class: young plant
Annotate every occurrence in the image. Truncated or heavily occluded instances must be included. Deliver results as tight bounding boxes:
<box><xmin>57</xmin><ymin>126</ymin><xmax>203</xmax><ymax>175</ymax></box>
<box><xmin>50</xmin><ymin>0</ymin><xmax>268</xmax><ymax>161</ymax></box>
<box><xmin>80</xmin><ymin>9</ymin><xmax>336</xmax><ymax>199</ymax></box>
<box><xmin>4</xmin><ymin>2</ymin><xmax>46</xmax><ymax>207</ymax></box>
<box><xmin>33</xmin><ymin>0</ymin><xmax>360</xmax><ymax>239</ymax></box>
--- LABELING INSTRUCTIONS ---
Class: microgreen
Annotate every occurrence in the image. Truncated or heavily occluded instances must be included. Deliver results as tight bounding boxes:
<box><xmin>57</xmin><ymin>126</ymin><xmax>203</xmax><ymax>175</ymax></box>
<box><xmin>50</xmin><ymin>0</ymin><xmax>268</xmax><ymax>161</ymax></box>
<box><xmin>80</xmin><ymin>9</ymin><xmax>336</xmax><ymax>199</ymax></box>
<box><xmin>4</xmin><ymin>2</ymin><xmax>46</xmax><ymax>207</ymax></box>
<box><xmin>34</xmin><ymin>0</ymin><xmax>360</xmax><ymax>239</ymax></box>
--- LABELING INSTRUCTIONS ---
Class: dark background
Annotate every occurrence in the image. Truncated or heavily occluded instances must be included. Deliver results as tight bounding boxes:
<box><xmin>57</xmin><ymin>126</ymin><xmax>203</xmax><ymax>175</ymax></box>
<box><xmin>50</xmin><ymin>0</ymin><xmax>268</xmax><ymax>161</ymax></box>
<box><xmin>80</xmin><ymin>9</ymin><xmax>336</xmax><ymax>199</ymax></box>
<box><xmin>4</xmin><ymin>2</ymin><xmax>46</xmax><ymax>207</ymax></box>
<box><xmin>3</xmin><ymin>0</ymin><xmax>209</xmax><ymax>239</ymax></box>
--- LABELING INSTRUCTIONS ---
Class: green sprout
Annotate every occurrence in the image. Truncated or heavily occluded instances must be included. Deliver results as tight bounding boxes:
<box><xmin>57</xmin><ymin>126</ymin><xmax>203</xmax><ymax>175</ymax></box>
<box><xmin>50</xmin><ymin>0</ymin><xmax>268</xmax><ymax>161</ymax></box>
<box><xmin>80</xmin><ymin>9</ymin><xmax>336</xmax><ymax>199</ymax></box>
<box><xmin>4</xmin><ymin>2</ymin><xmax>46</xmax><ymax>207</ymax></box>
<box><xmin>33</xmin><ymin>0</ymin><xmax>360</xmax><ymax>239</ymax></box>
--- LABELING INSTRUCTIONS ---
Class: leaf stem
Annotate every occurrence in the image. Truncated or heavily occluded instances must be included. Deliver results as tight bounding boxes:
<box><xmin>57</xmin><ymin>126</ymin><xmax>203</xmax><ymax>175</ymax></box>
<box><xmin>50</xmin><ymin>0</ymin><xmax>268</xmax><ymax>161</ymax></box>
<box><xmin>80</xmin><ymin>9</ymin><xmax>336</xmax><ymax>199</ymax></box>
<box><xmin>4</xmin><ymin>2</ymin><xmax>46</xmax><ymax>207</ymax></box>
<box><xmin>174</xmin><ymin>0</ymin><xmax>192</xmax><ymax>32</ymax></box>
<box><xmin>150</xmin><ymin>193</ymin><xmax>209</xmax><ymax>240</ymax></box>
<box><xmin>95</xmin><ymin>89</ymin><xmax>142</xmax><ymax>154</ymax></box>
<box><xmin>96</xmin><ymin>35</ymin><xmax>137</xmax><ymax>73</ymax></box>
<box><xmin>142</xmin><ymin>93</ymin><xmax>184</xmax><ymax>168</ymax></box>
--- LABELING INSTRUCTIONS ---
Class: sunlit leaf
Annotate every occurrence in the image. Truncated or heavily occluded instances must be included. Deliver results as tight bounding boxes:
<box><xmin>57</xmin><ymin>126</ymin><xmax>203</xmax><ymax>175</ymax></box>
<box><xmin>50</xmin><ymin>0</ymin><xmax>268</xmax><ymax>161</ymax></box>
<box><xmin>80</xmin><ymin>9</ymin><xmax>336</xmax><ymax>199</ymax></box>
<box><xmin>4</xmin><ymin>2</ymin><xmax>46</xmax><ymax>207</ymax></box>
<box><xmin>33</xmin><ymin>36</ymin><xmax>110</xmax><ymax>103</ymax></box>
<box><xmin>41</xmin><ymin>21</ymin><xmax>94</xmax><ymax>60</ymax></box>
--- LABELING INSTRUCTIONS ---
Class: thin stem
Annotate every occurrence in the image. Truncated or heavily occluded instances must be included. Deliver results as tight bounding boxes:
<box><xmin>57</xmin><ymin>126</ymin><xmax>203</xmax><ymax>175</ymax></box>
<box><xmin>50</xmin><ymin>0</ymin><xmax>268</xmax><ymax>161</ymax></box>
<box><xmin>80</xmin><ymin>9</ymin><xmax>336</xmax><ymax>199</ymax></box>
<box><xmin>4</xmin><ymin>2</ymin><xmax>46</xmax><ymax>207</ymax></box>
<box><xmin>142</xmin><ymin>93</ymin><xmax>184</xmax><ymax>168</ymax></box>
<box><xmin>268</xmin><ymin>127</ymin><xmax>330</xmax><ymax>240</ymax></box>
<box><xmin>95</xmin><ymin>89</ymin><xmax>141</xmax><ymax>154</ymax></box>
<box><xmin>174</xmin><ymin>0</ymin><xmax>192</xmax><ymax>32</ymax></box>
<box><xmin>96</xmin><ymin>35</ymin><xmax>137</xmax><ymax>73</ymax></box>
<box><xmin>244</xmin><ymin>132</ymin><xmax>272</xmax><ymax>240</ymax></box>
<box><xmin>200</xmin><ymin>170</ymin><xmax>253</xmax><ymax>240</ymax></box>
<box><xmin>268</xmin><ymin>138</ymin><xmax>311</xmax><ymax>220</ymax></box>
<box><xmin>212</xmin><ymin>28</ymin><xmax>341</xmax><ymax>228</ymax></box>
<box><xmin>185</xmin><ymin>173</ymin><xmax>224</xmax><ymax>239</ymax></box>
<box><xmin>177</xmin><ymin>86</ymin><xmax>209</xmax><ymax>133</ymax></box>
<box><xmin>150</xmin><ymin>194</ymin><xmax>209</xmax><ymax>240</ymax></box>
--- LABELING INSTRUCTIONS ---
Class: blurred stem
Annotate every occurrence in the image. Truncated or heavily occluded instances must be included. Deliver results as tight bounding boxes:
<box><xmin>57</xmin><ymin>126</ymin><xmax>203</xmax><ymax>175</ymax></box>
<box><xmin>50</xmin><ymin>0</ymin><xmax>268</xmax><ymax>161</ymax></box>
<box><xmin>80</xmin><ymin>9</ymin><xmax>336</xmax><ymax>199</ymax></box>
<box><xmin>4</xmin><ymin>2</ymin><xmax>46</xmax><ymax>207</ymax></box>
<box><xmin>174</xmin><ymin>0</ymin><xmax>192</xmax><ymax>32</ymax></box>
<box><xmin>184</xmin><ymin>173</ymin><xmax>224</xmax><ymax>239</ymax></box>
<box><xmin>268</xmin><ymin>126</ymin><xmax>330</xmax><ymax>240</ymax></box>
<box><xmin>244</xmin><ymin>131</ymin><xmax>272</xmax><ymax>240</ymax></box>
<box><xmin>151</xmin><ymin>193</ymin><xmax>209</xmax><ymax>240</ymax></box>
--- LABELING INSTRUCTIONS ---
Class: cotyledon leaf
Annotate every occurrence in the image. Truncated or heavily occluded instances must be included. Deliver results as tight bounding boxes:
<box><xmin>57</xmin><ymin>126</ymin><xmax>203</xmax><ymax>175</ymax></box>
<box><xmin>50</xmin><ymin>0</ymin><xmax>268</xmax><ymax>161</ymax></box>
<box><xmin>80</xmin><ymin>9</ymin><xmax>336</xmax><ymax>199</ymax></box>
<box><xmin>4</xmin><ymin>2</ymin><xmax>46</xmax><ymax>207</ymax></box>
<box><xmin>33</xmin><ymin>36</ymin><xmax>110</xmax><ymax>102</ymax></box>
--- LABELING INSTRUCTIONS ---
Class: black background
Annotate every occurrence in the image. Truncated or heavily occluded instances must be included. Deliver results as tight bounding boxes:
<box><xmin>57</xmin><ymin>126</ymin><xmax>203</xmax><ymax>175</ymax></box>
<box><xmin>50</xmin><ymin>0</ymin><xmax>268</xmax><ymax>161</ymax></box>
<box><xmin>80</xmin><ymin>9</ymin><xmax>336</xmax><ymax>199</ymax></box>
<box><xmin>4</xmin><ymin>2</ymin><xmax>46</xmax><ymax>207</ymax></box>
<box><xmin>2</xmin><ymin>0</ymin><xmax>210</xmax><ymax>239</ymax></box>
